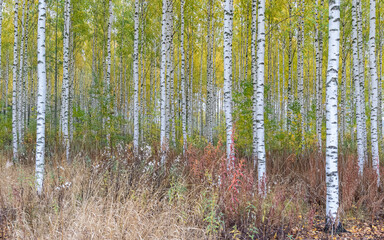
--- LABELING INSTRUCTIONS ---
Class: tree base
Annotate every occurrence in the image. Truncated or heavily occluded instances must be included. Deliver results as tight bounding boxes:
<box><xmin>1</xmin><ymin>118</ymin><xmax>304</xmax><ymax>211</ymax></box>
<box><xmin>324</xmin><ymin>221</ymin><xmax>349</xmax><ymax>234</ymax></box>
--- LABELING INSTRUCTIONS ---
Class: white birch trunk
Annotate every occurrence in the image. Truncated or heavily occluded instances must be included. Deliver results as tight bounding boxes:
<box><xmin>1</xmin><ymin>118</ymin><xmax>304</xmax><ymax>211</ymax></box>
<box><xmin>180</xmin><ymin>0</ymin><xmax>187</xmax><ymax>154</ymax></box>
<box><xmin>12</xmin><ymin>0</ymin><xmax>19</xmax><ymax>161</ymax></box>
<box><xmin>251</xmin><ymin>0</ymin><xmax>258</xmax><ymax>169</ymax></box>
<box><xmin>315</xmin><ymin>0</ymin><xmax>324</xmax><ymax>150</ymax></box>
<box><xmin>369</xmin><ymin>0</ymin><xmax>380</xmax><ymax>186</ymax></box>
<box><xmin>166</xmin><ymin>5</ymin><xmax>174</xmax><ymax>145</ymax></box>
<box><xmin>287</xmin><ymin>4</ymin><xmax>293</xmax><ymax>132</ymax></box>
<box><xmin>256</xmin><ymin>0</ymin><xmax>266</xmax><ymax>191</ymax></box>
<box><xmin>23</xmin><ymin>1</ymin><xmax>30</xmax><ymax>134</ymax></box>
<box><xmin>105</xmin><ymin>0</ymin><xmax>112</xmax><ymax>147</ymax></box>
<box><xmin>36</xmin><ymin>0</ymin><xmax>47</xmax><ymax>196</ymax></box>
<box><xmin>61</xmin><ymin>0</ymin><xmax>71</xmax><ymax>162</ymax></box>
<box><xmin>325</xmin><ymin>0</ymin><xmax>340</xmax><ymax>228</ymax></box>
<box><xmin>18</xmin><ymin>0</ymin><xmax>26</xmax><ymax>147</ymax></box>
<box><xmin>133</xmin><ymin>0</ymin><xmax>139</xmax><ymax>156</ymax></box>
<box><xmin>352</xmin><ymin>0</ymin><xmax>364</xmax><ymax>174</ymax></box>
<box><xmin>357</xmin><ymin>0</ymin><xmax>368</xmax><ymax>162</ymax></box>
<box><xmin>297</xmin><ymin>0</ymin><xmax>305</xmax><ymax>149</ymax></box>
<box><xmin>223</xmin><ymin>0</ymin><xmax>233</xmax><ymax>164</ymax></box>
<box><xmin>160</xmin><ymin>0</ymin><xmax>169</xmax><ymax>164</ymax></box>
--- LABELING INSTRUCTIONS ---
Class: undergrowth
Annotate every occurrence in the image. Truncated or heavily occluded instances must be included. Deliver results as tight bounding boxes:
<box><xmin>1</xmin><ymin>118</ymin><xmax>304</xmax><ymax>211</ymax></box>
<box><xmin>0</xmin><ymin>141</ymin><xmax>383</xmax><ymax>239</ymax></box>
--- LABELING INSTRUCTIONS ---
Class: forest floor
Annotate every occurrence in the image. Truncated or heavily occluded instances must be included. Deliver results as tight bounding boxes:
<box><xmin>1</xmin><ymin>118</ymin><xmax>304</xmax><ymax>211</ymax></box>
<box><xmin>295</xmin><ymin>215</ymin><xmax>384</xmax><ymax>239</ymax></box>
<box><xmin>0</xmin><ymin>146</ymin><xmax>383</xmax><ymax>239</ymax></box>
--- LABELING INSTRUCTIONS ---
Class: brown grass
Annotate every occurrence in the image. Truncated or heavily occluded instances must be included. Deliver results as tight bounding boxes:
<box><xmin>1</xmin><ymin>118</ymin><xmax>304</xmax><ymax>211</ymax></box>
<box><xmin>0</xmin><ymin>144</ymin><xmax>383</xmax><ymax>239</ymax></box>
<box><xmin>0</xmin><ymin>151</ymin><xmax>207</xmax><ymax>239</ymax></box>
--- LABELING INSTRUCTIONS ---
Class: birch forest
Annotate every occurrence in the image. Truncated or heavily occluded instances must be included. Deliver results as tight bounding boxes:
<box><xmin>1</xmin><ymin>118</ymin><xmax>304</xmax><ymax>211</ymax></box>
<box><xmin>1</xmin><ymin>0</ymin><xmax>384</xmax><ymax>238</ymax></box>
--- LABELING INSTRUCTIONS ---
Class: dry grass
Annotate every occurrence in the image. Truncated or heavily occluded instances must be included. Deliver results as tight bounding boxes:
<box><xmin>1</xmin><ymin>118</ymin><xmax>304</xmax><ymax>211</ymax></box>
<box><xmin>0</xmin><ymin>152</ymin><xmax>207</xmax><ymax>239</ymax></box>
<box><xmin>0</xmin><ymin>144</ymin><xmax>383</xmax><ymax>239</ymax></box>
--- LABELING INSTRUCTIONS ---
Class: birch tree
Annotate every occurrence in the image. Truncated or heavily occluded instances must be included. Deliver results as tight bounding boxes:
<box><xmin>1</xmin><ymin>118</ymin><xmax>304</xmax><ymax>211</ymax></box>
<box><xmin>105</xmin><ymin>0</ymin><xmax>112</xmax><ymax>147</ymax></box>
<box><xmin>133</xmin><ymin>0</ymin><xmax>139</xmax><ymax>156</ymax></box>
<box><xmin>61</xmin><ymin>0</ymin><xmax>71</xmax><ymax>163</ymax></box>
<box><xmin>325</xmin><ymin>0</ymin><xmax>341</xmax><ymax>230</ymax></box>
<box><xmin>352</xmin><ymin>0</ymin><xmax>364</xmax><ymax>174</ymax></box>
<box><xmin>180</xmin><ymin>0</ymin><xmax>187</xmax><ymax>154</ymax></box>
<box><xmin>12</xmin><ymin>0</ymin><xmax>19</xmax><ymax>161</ymax></box>
<box><xmin>223</xmin><ymin>0</ymin><xmax>233</xmax><ymax>164</ymax></box>
<box><xmin>256</xmin><ymin>0</ymin><xmax>266</xmax><ymax>190</ymax></box>
<box><xmin>206</xmin><ymin>0</ymin><xmax>214</xmax><ymax>144</ymax></box>
<box><xmin>251</xmin><ymin>0</ymin><xmax>257</xmax><ymax>169</ymax></box>
<box><xmin>357</xmin><ymin>0</ymin><xmax>368</xmax><ymax>162</ymax></box>
<box><xmin>18</xmin><ymin>0</ymin><xmax>27</xmax><ymax>147</ymax></box>
<box><xmin>36</xmin><ymin>0</ymin><xmax>47</xmax><ymax>196</ymax></box>
<box><xmin>315</xmin><ymin>0</ymin><xmax>324</xmax><ymax>150</ymax></box>
<box><xmin>297</xmin><ymin>0</ymin><xmax>305</xmax><ymax>149</ymax></box>
<box><xmin>166</xmin><ymin>4</ymin><xmax>174</xmax><ymax>145</ymax></box>
<box><xmin>160</xmin><ymin>0</ymin><xmax>169</xmax><ymax>164</ymax></box>
<box><xmin>368</xmin><ymin>0</ymin><xmax>380</xmax><ymax>186</ymax></box>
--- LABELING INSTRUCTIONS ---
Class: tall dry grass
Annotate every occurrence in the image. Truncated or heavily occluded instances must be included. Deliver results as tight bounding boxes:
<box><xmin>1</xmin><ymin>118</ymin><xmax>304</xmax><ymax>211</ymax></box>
<box><xmin>0</xmin><ymin>149</ymin><xmax>207</xmax><ymax>239</ymax></box>
<box><xmin>0</xmin><ymin>143</ymin><xmax>383</xmax><ymax>239</ymax></box>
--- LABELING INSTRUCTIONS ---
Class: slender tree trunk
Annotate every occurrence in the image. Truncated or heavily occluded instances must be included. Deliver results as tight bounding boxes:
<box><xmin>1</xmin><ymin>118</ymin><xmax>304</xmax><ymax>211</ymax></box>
<box><xmin>61</xmin><ymin>0</ymin><xmax>71</xmax><ymax>163</ymax></box>
<box><xmin>36</xmin><ymin>0</ymin><xmax>47</xmax><ymax>196</ymax></box>
<box><xmin>357</xmin><ymin>0</ymin><xmax>368</xmax><ymax>162</ymax></box>
<box><xmin>256</xmin><ymin>0</ymin><xmax>266</xmax><ymax>192</ymax></box>
<box><xmin>297</xmin><ymin>0</ymin><xmax>305</xmax><ymax>150</ymax></box>
<box><xmin>23</xmin><ymin>1</ymin><xmax>30</xmax><ymax>135</ymax></box>
<box><xmin>180</xmin><ymin>0</ymin><xmax>187</xmax><ymax>154</ymax></box>
<box><xmin>167</xmin><ymin>5</ymin><xmax>175</xmax><ymax>146</ymax></box>
<box><xmin>54</xmin><ymin>0</ymin><xmax>59</xmax><ymax>134</ymax></box>
<box><xmin>206</xmin><ymin>0</ymin><xmax>213</xmax><ymax>144</ymax></box>
<box><xmin>369</xmin><ymin>0</ymin><xmax>380</xmax><ymax>186</ymax></box>
<box><xmin>18</xmin><ymin>0</ymin><xmax>27</xmax><ymax>148</ymax></box>
<box><xmin>69</xmin><ymin>22</ymin><xmax>75</xmax><ymax>142</ymax></box>
<box><xmin>133</xmin><ymin>0</ymin><xmax>139</xmax><ymax>156</ymax></box>
<box><xmin>251</xmin><ymin>0</ymin><xmax>258</xmax><ymax>169</ymax></box>
<box><xmin>315</xmin><ymin>0</ymin><xmax>324</xmax><ymax>151</ymax></box>
<box><xmin>139</xmin><ymin>1</ymin><xmax>147</xmax><ymax>145</ymax></box>
<box><xmin>325</xmin><ymin>0</ymin><xmax>341</xmax><ymax>229</ymax></box>
<box><xmin>160</xmin><ymin>0</ymin><xmax>169</xmax><ymax>164</ymax></box>
<box><xmin>352</xmin><ymin>0</ymin><xmax>364</xmax><ymax>174</ymax></box>
<box><xmin>223</xmin><ymin>0</ymin><xmax>234</xmax><ymax>164</ymax></box>
<box><xmin>105</xmin><ymin>0</ymin><xmax>112</xmax><ymax>149</ymax></box>
<box><xmin>164</xmin><ymin>1</ymin><xmax>172</xmax><ymax>147</ymax></box>
<box><xmin>12</xmin><ymin>0</ymin><xmax>19</xmax><ymax>162</ymax></box>
<box><xmin>287</xmin><ymin>3</ymin><xmax>293</xmax><ymax>133</ymax></box>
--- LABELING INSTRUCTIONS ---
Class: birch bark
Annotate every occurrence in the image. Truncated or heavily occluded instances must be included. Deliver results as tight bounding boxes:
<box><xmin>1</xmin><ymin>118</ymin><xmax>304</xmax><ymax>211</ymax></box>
<box><xmin>223</xmin><ymin>0</ymin><xmax>234</xmax><ymax>163</ymax></box>
<box><xmin>18</xmin><ymin>0</ymin><xmax>26</xmax><ymax>146</ymax></box>
<box><xmin>256</xmin><ymin>0</ymin><xmax>266</xmax><ymax>190</ymax></box>
<box><xmin>133</xmin><ymin>0</ymin><xmax>139</xmax><ymax>156</ymax></box>
<box><xmin>61</xmin><ymin>0</ymin><xmax>71</xmax><ymax>162</ymax></box>
<box><xmin>352</xmin><ymin>0</ymin><xmax>364</xmax><ymax>174</ymax></box>
<box><xmin>369</xmin><ymin>0</ymin><xmax>380</xmax><ymax>186</ymax></box>
<box><xmin>12</xmin><ymin>0</ymin><xmax>19</xmax><ymax>161</ymax></box>
<box><xmin>315</xmin><ymin>0</ymin><xmax>324</xmax><ymax>150</ymax></box>
<box><xmin>251</xmin><ymin>0</ymin><xmax>257</xmax><ymax>169</ymax></box>
<box><xmin>160</xmin><ymin>0</ymin><xmax>169</xmax><ymax>164</ymax></box>
<box><xmin>325</xmin><ymin>0</ymin><xmax>341</xmax><ymax>229</ymax></box>
<box><xmin>180</xmin><ymin>0</ymin><xmax>187</xmax><ymax>154</ymax></box>
<box><xmin>36</xmin><ymin>0</ymin><xmax>47</xmax><ymax>196</ymax></box>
